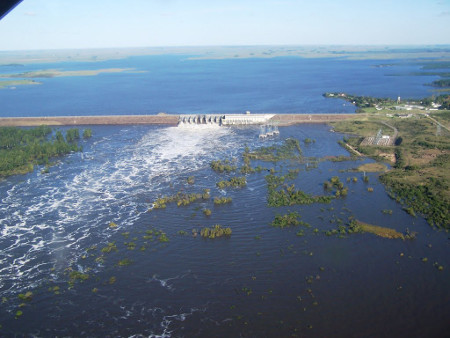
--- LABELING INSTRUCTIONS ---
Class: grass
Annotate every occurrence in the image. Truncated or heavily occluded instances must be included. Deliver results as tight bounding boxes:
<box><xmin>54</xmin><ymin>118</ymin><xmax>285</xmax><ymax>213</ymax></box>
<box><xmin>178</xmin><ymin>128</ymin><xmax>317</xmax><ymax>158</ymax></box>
<box><xmin>431</xmin><ymin>111</ymin><xmax>450</xmax><ymax>125</ymax></box>
<box><xmin>331</xmin><ymin>117</ymin><xmax>382</xmax><ymax>137</ymax></box>
<box><xmin>331</xmin><ymin>109</ymin><xmax>450</xmax><ymax>228</ymax></box>
<box><xmin>357</xmin><ymin>163</ymin><xmax>388</xmax><ymax>172</ymax></box>
<box><xmin>352</xmin><ymin>220</ymin><xmax>405</xmax><ymax>239</ymax></box>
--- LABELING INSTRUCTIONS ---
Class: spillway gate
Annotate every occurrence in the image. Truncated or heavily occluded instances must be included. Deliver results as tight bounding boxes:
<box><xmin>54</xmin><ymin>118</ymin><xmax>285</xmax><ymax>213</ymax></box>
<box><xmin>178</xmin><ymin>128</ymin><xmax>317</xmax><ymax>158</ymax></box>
<box><xmin>178</xmin><ymin>114</ymin><xmax>275</xmax><ymax>126</ymax></box>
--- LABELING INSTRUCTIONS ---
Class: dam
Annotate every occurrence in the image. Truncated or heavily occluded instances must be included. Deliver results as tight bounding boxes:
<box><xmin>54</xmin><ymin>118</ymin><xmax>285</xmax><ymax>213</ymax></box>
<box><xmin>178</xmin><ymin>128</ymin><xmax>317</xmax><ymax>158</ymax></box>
<box><xmin>0</xmin><ymin>113</ymin><xmax>356</xmax><ymax>127</ymax></box>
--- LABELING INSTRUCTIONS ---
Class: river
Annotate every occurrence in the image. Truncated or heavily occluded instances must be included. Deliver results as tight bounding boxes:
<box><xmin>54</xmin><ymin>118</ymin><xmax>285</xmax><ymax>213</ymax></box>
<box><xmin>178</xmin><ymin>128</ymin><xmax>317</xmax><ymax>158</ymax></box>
<box><xmin>0</xmin><ymin>123</ymin><xmax>448</xmax><ymax>336</ymax></box>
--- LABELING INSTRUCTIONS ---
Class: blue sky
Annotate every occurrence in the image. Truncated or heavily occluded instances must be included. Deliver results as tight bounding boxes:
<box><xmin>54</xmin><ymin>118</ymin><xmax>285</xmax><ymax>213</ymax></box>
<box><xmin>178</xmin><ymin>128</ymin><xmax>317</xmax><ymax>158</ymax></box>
<box><xmin>0</xmin><ymin>0</ymin><xmax>449</xmax><ymax>50</ymax></box>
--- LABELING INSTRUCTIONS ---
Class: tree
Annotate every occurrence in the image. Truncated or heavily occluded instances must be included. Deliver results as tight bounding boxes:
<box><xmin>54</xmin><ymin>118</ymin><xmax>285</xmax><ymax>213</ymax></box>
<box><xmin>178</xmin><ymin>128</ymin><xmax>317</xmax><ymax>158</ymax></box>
<box><xmin>83</xmin><ymin>128</ymin><xmax>92</xmax><ymax>139</ymax></box>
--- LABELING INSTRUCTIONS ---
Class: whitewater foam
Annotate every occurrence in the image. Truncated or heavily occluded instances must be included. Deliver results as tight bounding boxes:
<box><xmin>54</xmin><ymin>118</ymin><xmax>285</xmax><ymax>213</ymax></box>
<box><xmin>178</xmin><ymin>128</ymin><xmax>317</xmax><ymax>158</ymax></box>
<box><xmin>0</xmin><ymin>124</ymin><xmax>247</xmax><ymax>297</ymax></box>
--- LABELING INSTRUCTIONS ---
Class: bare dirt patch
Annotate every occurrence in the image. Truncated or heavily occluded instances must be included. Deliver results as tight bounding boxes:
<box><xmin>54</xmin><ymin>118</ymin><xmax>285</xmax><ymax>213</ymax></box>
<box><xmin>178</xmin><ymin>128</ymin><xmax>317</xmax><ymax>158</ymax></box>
<box><xmin>378</xmin><ymin>152</ymin><xmax>396</xmax><ymax>163</ymax></box>
<box><xmin>357</xmin><ymin>163</ymin><xmax>389</xmax><ymax>172</ymax></box>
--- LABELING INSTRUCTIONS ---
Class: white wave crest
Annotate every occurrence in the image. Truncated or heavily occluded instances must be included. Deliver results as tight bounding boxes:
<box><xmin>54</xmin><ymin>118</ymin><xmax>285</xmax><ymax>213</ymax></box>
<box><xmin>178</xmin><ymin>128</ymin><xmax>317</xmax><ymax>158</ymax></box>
<box><xmin>0</xmin><ymin>125</ymin><xmax>246</xmax><ymax>297</ymax></box>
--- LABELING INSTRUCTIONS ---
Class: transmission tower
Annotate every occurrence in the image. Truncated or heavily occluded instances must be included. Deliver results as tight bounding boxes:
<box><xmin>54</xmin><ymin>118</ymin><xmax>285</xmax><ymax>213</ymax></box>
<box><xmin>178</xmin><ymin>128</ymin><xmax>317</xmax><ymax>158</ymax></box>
<box><xmin>374</xmin><ymin>128</ymin><xmax>383</xmax><ymax>145</ymax></box>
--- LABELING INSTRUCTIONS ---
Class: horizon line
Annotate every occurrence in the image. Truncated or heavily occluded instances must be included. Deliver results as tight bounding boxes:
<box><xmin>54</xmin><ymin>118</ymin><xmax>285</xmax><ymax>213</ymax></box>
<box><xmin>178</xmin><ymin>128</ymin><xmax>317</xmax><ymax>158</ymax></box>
<box><xmin>1</xmin><ymin>43</ymin><xmax>450</xmax><ymax>53</ymax></box>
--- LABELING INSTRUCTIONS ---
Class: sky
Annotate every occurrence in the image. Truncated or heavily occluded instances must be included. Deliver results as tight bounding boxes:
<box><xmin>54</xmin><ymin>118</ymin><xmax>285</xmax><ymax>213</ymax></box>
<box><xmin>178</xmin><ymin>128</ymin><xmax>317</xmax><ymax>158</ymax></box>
<box><xmin>0</xmin><ymin>0</ymin><xmax>449</xmax><ymax>51</ymax></box>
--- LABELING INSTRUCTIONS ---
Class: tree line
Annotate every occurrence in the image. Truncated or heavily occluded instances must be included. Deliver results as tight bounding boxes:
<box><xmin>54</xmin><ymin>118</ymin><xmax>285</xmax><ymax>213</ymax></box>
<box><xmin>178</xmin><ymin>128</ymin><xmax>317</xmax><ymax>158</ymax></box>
<box><xmin>0</xmin><ymin>125</ymin><xmax>92</xmax><ymax>177</ymax></box>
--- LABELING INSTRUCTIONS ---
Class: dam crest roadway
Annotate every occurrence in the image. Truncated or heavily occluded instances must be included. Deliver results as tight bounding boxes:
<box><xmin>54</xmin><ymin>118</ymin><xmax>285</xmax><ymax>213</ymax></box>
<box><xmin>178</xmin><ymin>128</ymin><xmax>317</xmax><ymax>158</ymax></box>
<box><xmin>0</xmin><ymin>113</ymin><xmax>356</xmax><ymax>127</ymax></box>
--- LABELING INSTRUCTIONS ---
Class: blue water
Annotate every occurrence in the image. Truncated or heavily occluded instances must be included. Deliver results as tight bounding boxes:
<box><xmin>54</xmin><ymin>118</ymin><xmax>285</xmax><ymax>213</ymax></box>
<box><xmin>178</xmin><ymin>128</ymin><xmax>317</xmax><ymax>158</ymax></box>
<box><xmin>0</xmin><ymin>123</ymin><xmax>448</xmax><ymax>337</ymax></box>
<box><xmin>0</xmin><ymin>55</ymin><xmax>439</xmax><ymax>116</ymax></box>
<box><xmin>0</xmin><ymin>55</ymin><xmax>449</xmax><ymax>336</ymax></box>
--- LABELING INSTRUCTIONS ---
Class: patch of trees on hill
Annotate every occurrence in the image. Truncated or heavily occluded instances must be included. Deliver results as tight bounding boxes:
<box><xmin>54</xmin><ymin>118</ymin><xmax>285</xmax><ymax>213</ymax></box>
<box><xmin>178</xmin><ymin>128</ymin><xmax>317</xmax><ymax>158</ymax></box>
<box><xmin>422</xmin><ymin>94</ymin><xmax>450</xmax><ymax>110</ymax></box>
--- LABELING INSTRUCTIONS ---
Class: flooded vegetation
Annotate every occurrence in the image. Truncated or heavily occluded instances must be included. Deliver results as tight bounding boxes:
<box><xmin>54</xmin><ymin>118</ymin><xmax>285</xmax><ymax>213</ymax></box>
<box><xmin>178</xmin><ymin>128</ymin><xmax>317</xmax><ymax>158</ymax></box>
<box><xmin>210</xmin><ymin>159</ymin><xmax>237</xmax><ymax>173</ymax></box>
<box><xmin>150</xmin><ymin>189</ymin><xmax>211</xmax><ymax>209</ymax></box>
<box><xmin>0</xmin><ymin>124</ymin><xmax>448</xmax><ymax>337</ymax></box>
<box><xmin>271</xmin><ymin>211</ymin><xmax>311</xmax><ymax>228</ymax></box>
<box><xmin>200</xmin><ymin>224</ymin><xmax>232</xmax><ymax>238</ymax></box>
<box><xmin>0</xmin><ymin>126</ymin><xmax>90</xmax><ymax>177</ymax></box>
<box><xmin>349</xmin><ymin>220</ymin><xmax>408</xmax><ymax>239</ymax></box>
<box><xmin>213</xmin><ymin>196</ymin><xmax>233</xmax><ymax>205</ymax></box>
<box><xmin>216</xmin><ymin>176</ymin><xmax>247</xmax><ymax>189</ymax></box>
<box><xmin>244</xmin><ymin>137</ymin><xmax>302</xmax><ymax>162</ymax></box>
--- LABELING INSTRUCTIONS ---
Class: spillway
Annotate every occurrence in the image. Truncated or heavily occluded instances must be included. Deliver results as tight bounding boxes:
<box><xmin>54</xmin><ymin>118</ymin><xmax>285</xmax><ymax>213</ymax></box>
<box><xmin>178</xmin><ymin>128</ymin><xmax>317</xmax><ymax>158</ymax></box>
<box><xmin>178</xmin><ymin>114</ymin><xmax>275</xmax><ymax>126</ymax></box>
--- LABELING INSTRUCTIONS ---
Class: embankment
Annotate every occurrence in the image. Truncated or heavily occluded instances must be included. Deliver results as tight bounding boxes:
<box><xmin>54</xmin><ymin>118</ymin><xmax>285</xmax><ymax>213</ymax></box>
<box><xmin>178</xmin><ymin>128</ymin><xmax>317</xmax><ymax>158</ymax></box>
<box><xmin>0</xmin><ymin>113</ymin><xmax>356</xmax><ymax>127</ymax></box>
<box><xmin>0</xmin><ymin>115</ymin><xmax>180</xmax><ymax>127</ymax></box>
<box><xmin>269</xmin><ymin>114</ymin><xmax>356</xmax><ymax>126</ymax></box>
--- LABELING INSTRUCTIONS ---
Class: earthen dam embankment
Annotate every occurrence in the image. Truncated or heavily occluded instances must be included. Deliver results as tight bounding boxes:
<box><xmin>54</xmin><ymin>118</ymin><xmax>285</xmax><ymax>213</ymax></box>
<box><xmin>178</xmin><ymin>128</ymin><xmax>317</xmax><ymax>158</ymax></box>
<box><xmin>0</xmin><ymin>114</ymin><xmax>355</xmax><ymax>127</ymax></box>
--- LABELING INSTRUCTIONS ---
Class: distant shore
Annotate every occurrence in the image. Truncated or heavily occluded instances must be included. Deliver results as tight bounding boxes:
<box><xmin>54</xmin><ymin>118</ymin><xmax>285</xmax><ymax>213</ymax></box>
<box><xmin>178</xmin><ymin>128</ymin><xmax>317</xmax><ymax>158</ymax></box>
<box><xmin>1</xmin><ymin>45</ymin><xmax>449</xmax><ymax>65</ymax></box>
<box><xmin>0</xmin><ymin>114</ymin><xmax>355</xmax><ymax>127</ymax></box>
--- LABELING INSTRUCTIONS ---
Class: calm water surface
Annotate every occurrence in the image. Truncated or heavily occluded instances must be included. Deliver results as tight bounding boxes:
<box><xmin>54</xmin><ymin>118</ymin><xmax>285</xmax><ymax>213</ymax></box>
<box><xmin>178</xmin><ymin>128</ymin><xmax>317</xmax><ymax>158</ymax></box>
<box><xmin>0</xmin><ymin>55</ymin><xmax>440</xmax><ymax>116</ymax></box>
<box><xmin>0</xmin><ymin>124</ymin><xmax>448</xmax><ymax>337</ymax></box>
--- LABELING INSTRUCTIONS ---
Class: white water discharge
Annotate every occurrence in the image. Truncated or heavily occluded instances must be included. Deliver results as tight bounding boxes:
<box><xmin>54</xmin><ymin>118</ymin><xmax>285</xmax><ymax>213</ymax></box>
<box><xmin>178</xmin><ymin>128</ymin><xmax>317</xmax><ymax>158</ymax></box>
<box><xmin>0</xmin><ymin>124</ymin><xmax>246</xmax><ymax>296</ymax></box>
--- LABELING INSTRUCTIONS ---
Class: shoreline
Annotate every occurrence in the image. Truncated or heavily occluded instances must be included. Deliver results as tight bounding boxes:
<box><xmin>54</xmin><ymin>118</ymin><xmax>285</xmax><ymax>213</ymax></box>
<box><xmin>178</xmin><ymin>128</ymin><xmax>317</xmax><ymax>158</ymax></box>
<box><xmin>0</xmin><ymin>113</ymin><xmax>356</xmax><ymax>127</ymax></box>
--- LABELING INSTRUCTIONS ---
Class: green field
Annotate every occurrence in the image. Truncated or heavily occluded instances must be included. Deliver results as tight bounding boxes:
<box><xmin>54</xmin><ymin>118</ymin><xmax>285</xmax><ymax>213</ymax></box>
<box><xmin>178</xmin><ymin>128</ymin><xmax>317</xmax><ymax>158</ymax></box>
<box><xmin>330</xmin><ymin>107</ymin><xmax>450</xmax><ymax>229</ymax></box>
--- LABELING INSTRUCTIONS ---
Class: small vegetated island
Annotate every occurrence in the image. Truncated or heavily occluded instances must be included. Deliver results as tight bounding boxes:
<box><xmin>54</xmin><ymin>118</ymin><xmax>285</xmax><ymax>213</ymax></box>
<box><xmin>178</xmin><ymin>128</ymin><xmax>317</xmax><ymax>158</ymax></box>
<box><xmin>324</xmin><ymin>92</ymin><xmax>450</xmax><ymax>228</ymax></box>
<box><xmin>0</xmin><ymin>68</ymin><xmax>139</xmax><ymax>89</ymax></box>
<box><xmin>428</xmin><ymin>79</ymin><xmax>450</xmax><ymax>88</ymax></box>
<box><xmin>0</xmin><ymin>126</ymin><xmax>92</xmax><ymax>177</ymax></box>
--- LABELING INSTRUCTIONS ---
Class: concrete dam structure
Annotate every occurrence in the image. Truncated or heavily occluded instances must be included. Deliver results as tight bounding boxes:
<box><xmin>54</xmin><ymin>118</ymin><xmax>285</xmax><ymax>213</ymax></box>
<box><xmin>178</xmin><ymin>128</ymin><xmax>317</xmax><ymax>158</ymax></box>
<box><xmin>178</xmin><ymin>114</ymin><xmax>275</xmax><ymax>126</ymax></box>
<box><xmin>179</xmin><ymin>114</ymin><xmax>225</xmax><ymax>125</ymax></box>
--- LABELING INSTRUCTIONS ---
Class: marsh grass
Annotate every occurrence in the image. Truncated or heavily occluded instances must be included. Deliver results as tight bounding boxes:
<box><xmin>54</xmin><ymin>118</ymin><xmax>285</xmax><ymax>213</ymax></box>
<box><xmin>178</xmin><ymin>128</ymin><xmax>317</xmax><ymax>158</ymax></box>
<box><xmin>350</xmin><ymin>220</ymin><xmax>405</xmax><ymax>239</ymax></box>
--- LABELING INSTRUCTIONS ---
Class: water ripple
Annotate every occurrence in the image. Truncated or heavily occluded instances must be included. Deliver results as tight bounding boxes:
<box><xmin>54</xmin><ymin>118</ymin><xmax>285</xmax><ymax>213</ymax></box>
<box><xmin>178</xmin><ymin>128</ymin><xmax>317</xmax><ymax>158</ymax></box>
<box><xmin>0</xmin><ymin>124</ymin><xmax>253</xmax><ymax>297</ymax></box>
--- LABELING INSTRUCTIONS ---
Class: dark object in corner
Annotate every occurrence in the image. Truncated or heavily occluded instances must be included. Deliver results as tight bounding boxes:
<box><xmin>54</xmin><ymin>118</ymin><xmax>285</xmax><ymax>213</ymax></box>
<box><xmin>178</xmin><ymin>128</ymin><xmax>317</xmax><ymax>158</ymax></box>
<box><xmin>0</xmin><ymin>0</ymin><xmax>22</xmax><ymax>21</ymax></box>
